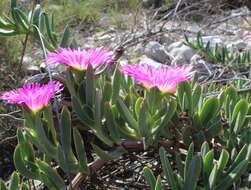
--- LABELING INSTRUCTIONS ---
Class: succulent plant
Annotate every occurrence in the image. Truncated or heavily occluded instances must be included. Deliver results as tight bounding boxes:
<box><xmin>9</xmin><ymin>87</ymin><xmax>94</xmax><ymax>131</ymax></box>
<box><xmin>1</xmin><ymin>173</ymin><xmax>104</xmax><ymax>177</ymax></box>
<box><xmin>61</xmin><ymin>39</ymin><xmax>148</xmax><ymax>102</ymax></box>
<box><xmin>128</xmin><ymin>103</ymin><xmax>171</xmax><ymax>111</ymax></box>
<box><xmin>0</xmin><ymin>1</ymin><xmax>251</xmax><ymax>190</ymax></box>
<box><xmin>184</xmin><ymin>32</ymin><xmax>251</xmax><ymax>69</ymax></box>
<box><xmin>0</xmin><ymin>172</ymin><xmax>29</xmax><ymax>190</ymax></box>
<box><xmin>144</xmin><ymin>142</ymin><xmax>251</xmax><ymax>190</ymax></box>
<box><xmin>0</xmin><ymin>0</ymin><xmax>73</xmax><ymax>51</ymax></box>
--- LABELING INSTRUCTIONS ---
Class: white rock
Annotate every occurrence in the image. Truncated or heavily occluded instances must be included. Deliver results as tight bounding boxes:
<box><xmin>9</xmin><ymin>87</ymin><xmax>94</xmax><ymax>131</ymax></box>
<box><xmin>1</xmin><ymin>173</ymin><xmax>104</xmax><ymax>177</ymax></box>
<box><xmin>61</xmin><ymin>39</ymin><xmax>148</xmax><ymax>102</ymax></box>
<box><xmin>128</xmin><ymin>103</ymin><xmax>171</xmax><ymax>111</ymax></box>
<box><xmin>167</xmin><ymin>41</ymin><xmax>196</xmax><ymax>64</ymax></box>
<box><xmin>144</xmin><ymin>41</ymin><xmax>170</xmax><ymax>64</ymax></box>
<box><xmin>167</xmin><ymin>35</ymin><xmax>233</xmax><ymax>64</ymax></box>
<box><xmin>227</xmin><ymin>40</ymin><xmax>247</xmax><ymax>51</ymax></box>
<box><xmin>159</xmin><ymin>34</ymin><xmax>174</xmax><ymax>46</ymax></box>
<box><xmin>94</xmin><ymin>31</ymin><xmax>116</xmax><ymax>45</ymax></box>
<box><xmin>138</xmin><ymin>55</ymin><xmax>162</xmax><ymax>68</ymax></box>
<box><xmin>201</xmin><ymin>36</ymin><xmax>224</xmax><ymax>47</ymax></box>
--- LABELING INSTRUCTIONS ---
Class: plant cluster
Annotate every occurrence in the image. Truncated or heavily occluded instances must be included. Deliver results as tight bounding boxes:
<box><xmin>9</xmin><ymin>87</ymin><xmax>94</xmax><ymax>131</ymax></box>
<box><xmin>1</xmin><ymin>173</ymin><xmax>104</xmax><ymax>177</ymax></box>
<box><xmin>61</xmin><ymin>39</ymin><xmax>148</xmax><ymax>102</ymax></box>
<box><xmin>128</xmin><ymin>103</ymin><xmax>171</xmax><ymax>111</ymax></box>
<box><xmin>184</xmin><ymin>32</ymin><xmax>251</xmax><ymax>70</ymax></box>
<box><xmin>0</xmin><ymin>1</ymin><xmax>251</xmax><ymax>190</ymax></box>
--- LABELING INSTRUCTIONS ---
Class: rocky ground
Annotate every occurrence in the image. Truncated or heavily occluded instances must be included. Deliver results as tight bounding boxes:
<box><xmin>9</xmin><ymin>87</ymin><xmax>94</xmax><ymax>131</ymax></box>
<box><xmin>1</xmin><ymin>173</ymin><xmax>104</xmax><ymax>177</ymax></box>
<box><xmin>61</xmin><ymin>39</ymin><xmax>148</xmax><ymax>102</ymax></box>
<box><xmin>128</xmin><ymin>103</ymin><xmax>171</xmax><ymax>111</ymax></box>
<box><xmin>22</xmin><ymin>6</ymin><xmax>251</xmax><ymax>81</ymax></box>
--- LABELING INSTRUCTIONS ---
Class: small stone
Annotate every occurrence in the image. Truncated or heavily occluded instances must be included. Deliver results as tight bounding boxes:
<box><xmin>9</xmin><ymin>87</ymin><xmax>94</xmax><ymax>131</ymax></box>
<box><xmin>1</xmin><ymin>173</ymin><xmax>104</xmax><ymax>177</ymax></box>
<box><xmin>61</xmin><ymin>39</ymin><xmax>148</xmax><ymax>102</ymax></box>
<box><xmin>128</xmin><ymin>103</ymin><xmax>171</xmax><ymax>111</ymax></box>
<box><xmin>94</xmin><ymin>31</ymin><xmax>116</xmax><ymax>45</ymax></box>
<box><xmin>167</xmin><ymin>41</ymin><xmax>196</xmax><ymax>64</ymax></box>
<box><xmin>144</xmin><ymin>41</ymin><xmax>171</xmax><ymax>64</ymax></box>
<box><xmin>159</xmin><ymin>34</ymin><xmax>174</xmax><ymax>46</ymax></box>
<box><xmin>138</xmin><ymin>55</ymin><xmax>162</xmax><ymax>67</ymax></box>
<box><xmin>227</xmin><ymin>40</ymin><xmax>247</xmax><ymax>51</ymax></box>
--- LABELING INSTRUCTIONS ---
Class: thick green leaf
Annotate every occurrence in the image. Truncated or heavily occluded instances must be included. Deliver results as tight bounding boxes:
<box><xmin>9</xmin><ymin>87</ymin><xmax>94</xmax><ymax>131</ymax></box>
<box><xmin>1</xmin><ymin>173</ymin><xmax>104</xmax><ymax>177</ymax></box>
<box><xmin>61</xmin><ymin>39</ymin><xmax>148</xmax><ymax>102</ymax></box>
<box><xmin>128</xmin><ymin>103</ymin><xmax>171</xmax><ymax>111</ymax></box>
<box><xmin>43</xmin><ymin>13</ymin><xmax>57</xmax><ymax>47</ymax></box>
<box><xmin>20</xmin><ymin>183</ymin><xmax>30</xmax><ymax>190</ymax></box>
<box><xmin>70</xmin><ymin>38</ymin><xmax>78</xmax><ymax>48</ymax></box>
<box><xmin>246</xmin><ymin>143</ymin><xmax>251</xmax><ymax>161</ymax></box>
<box><xmin>153</xmin><ymin>100</ymin><xmax>177</xmax><ymax>135</ymax></box>
<box><xmin>61</xmin><ymin>107</ymin><xmax>78</xmax><ymax>171</ymax></box>
<box><xmin>39</xmin><ymin>12</ymin><xmax>46</xmax><ymax>33</ymax></box>
<box><xmin>209</xmin><ymin>163</ymin><xmax>218</xmax><ymax>189</ymax></box>
<box><xmin>104</xmin><ymin>102</ymin><xmax>121</xmax><ymax>142</ymax></box>
<box><xmin>33</xmin><ymin>24</ymin><xmax>54</xmax><ymax>54</ymax></box>
<box><xmin>17</xmin><ymin>129</ymin><xmax>35</xmax><ymax>163</ymax></box>
<box><xmin>199</xmin><ymin>97</ymin><xmax>219</xmax><ymax>125</ymax></box>
<box><xmin>43</xmin><ymin>106</ymin><xmax>57</xmax><ymax>146</ymax></box>
<box><xmin>216</xmin><ymin>160</ymin><xmax>248</xmax><ymax>190</ymax></box>
<box><xmin>134</xmin><ymin>97</ymin><xmax>144</xmax><ymax>119</ymax></box>
<box><xmin>218</xmin><ymin>91</ymin><xmax>225</xmax><ymax>107</ymax></box>
<box><xmin>60</xmin><ymin>25</ymin><xmax>70</xmax><ymax>47</ymax></box>
<box><xmin>218</xmin><ymin>149</ymin><xmax>229</xmax><ymax>174</ymax></box>
<box><xmin>32</xmin><ymin>4</ymin><xmax>41</xmax><ymax>27</ymax></box>
<box><xmin>231</xmin><ymin>99</ymin><xmax>249</xmax><ymax>134</ymax></box>
<box><xmin>0</xmin><ymin>28</ymin><xmax>17</xmax><ymax>36</ymax></box>
<box><xmin>159</xmin><ymin>147</ymin><xmax>177</xmax><ymax>190</ymax></box>
<box><xmin>37</xmin><ymin>160</ymin><xmax>66</xmax><ymax>190</ymax></box>
<box><xmin>224</xmin><ymin>86</ymin><xmax>238</xmax><ymax>119</ymax></box>
<box><xmin>14</xmin><ymin>145</ymin><xmax>39</xmax><ymax>179</ymax></box>
<box><xmin>201</xmin><ymin>141</ymin><xmax>209</xmax><ymax>158</ymax></box>
<box><xmin>138</xmin><ymin>99</ymin><xmax>150</xmax><ymax>138</ymax></box>
<box><xmin>116</xmin><ymin>98</ymin><xmax>139</xmax><ymax>134</ymax></box>
<box><xmin>94</xmin><ymin>91</ymin><xmax>102</xmax><ymax>127</ymax></box>
<box><xmin>192</xmin><ymin>85</ymin><xmax>202</xmax><ymax>111</ymax></box>
<box><xmin>182</xmin><ymin>155</ymin><xmax>202</xmax><ymax>190</ymax></box>
<box><xmin>203</xmin><ymin>150</ymin><xmax>214</xmax><ymax>178</ymax></box>
<box><xmin>72</xmin><ymin>96</ymin><xmax>95</xmax><ymax>127</ymax></box>
<box><xmin>112</xmin><ymin>68</ymin><xmax>121</xmax><ymax>103</ymax></box>
<box><xmin>65</xmin><ymin>70</ymin><xmax>76</xmax><ymax>97</ymax></box>
<box><xmin>12</xmin><ymin>8</ymin><xmax>29</xmax><ymax>32</ymax></box>
<box><xmin>204</xmin><ymin>119</ymin><xmax>222</xmax><ymax>139</ymax></box>
<box><xmin>103</xmin><ymin>82</ymin><xmax>112</xmax><ymax>103</ymax></box>
<box><xmin>24</xmin><ymin>128</ymin><xmax>51</xmax><ymax>158</ymax></box>
<box><xmin>177</xmin><ymin>81</ymin><xmax>193</xmax><ymax>114</ymax></box>
<box><xmin>143</xmin><ymin>167</ymin><xmax>157</xmax><ymax>190</ymax></box>
<box><xmin>155</xmin><ymin>176</ymin><xmax>163</xmax><ymax>190</ymax></box>
<box><xmin>92</xmin><ymin>144</ymin><xmax>126</xmax><ymax>161</ymax></box>
<box><xmin>35</xmin><ymin>114</ymin><xmax>57</xmax><ymax>156</ymax></box>
<box><xmin>94</xmin><ymin>128</ymin><xmax>114</xmax><ymax>146</ymax></box>
<box><xmin>86</xmin><ymin>64</ymin><xmax>95</xmax><ymax>107</ymax></box>
<box><xmin>0</xmin><ymin>180</ymin><xmax>7</xmax><ymax>190</ymax></box>
<box><xmin>9</xmin><ymin>171</ymin><xmax>19</xmax><ymax>190</ymax></box>
<box><xmin>57</xmin><ymin>146</ymin><xmax>80</xmax><ymax>173</ymax></box>
<box><xmin>228</xmin><ymin>144</ymin><xmax>247</xmax><ymax>172</ymax></box>
<box><xmin>193</xmin><ymin>113</ymin><xmax>203</xmax><ymax>130</ymax></box>
<box><xmin>73</xmin><ymin>128</ymin><xmax>90</xmax><ymax>174</ymax></box>
<box><xmin>184</xmin><ymin>143</ymin><xmax>194</xmax><ymax>179</ymax></box>
<box><xmin>0</xmin><ymin>17</ymin><xmax>14</xmax><ymax>29</ymax></box>
<box><xmin>15</xmin><ymin>8</ymin><xmax>29</xmax><ymax>27</ymax></box>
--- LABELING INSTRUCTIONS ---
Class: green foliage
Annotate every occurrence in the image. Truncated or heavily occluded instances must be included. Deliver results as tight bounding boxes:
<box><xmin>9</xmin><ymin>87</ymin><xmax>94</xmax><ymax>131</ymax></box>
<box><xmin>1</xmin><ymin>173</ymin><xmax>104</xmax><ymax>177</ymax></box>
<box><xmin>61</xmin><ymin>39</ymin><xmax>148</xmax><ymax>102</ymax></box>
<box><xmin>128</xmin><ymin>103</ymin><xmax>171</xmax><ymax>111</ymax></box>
<box><xmin>184</xmin><ymin>32</ymin><xmax>251</xmax><ymax>69</ymax></box>
<box><xmin>5</xmin><ymin>54</ymin><xmax>251</xmax><ymax>189</ymax></box>
<box><xmin>0</xmin><ymin>0</ymin><xmax>73</xmax><ymax>52</ymax></box>
<box><xmin>1</xmin><ymin>1</ymin><xmax>251</xmax><ymax>189</ymax></box>
<box><xmin>116</xmin><ymin>88</ymin><xmax>177</xmax><ymax>147</ymax></box>
<box><xmin>177</xmin><ymin>81</ymin><xmax>250</xmax><ymax>148</ymax></box>
<box><xmin>13</xmin><ymin>107</ymin><xmax>92</xmax><ymax>189</ymax></box>
<box><xmin>0</xmin><ymin>172</ymin><xmax>29</xmax><ymax>190</ymax></box>
<box><xmin>144</xmin><ymin>143</ymin><xmax>251</xmax><ymax>190</ymax></box>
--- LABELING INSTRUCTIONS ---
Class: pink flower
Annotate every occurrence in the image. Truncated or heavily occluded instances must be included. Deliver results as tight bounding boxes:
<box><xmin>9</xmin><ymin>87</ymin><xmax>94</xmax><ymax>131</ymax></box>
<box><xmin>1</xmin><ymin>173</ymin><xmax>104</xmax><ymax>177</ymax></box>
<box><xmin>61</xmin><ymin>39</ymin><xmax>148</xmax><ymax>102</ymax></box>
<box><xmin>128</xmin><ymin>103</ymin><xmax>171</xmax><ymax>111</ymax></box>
<box><xmin>46</xmin><ymin>47</ymin><xmax>113</xmax><ymax>71</ymax></box>
<box><xmin>120</xmin><ymin>64</ymin><xmax>193</xmax><ymax>93</ymax></box>
<box><xmin>0</xmin><ymin>82</ymin><xmax>63</xmax><ymax>113</ymax></box>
